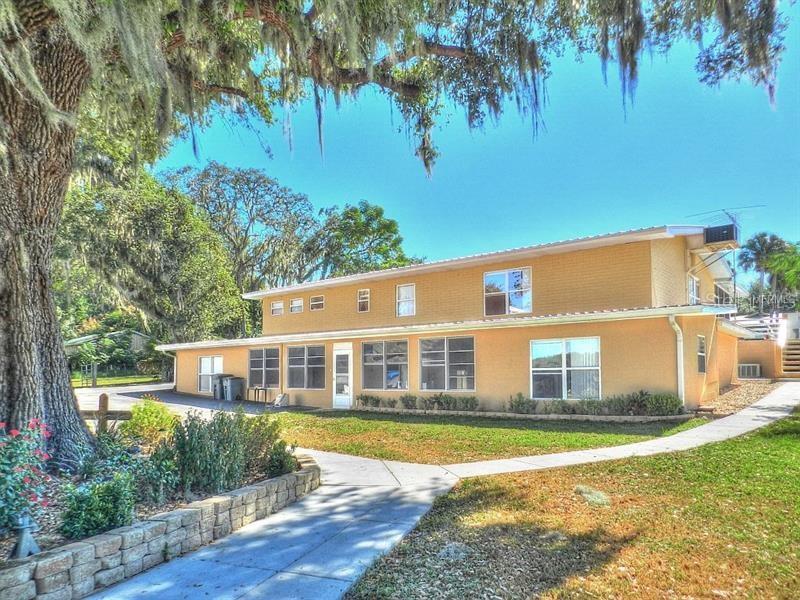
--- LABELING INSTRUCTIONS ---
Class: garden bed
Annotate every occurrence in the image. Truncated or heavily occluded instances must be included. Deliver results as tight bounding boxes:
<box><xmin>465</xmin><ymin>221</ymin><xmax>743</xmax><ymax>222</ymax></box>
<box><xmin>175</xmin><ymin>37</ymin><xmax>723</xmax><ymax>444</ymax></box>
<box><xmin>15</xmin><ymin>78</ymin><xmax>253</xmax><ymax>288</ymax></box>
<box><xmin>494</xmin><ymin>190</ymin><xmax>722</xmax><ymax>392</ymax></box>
<box><xmin>351</xmin><ymin>406</ymin><xmax>696</xmax><ymax>423</ymax></box>
<box><xmin>0</xmin><ymin>455</ymin><xmax>320</xmax><ymax>600</ymax></box>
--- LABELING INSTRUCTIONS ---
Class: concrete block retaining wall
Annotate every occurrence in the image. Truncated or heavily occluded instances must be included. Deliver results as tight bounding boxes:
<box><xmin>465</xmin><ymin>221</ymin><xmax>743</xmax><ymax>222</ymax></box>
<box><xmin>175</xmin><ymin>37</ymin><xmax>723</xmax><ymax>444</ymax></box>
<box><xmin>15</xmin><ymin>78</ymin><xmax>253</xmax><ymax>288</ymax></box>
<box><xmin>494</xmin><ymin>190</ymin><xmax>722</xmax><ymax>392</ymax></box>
<box><xmin>0</xmin><ymin>455</ymin><xmax>320</xmax><ymax>600</ymax></box>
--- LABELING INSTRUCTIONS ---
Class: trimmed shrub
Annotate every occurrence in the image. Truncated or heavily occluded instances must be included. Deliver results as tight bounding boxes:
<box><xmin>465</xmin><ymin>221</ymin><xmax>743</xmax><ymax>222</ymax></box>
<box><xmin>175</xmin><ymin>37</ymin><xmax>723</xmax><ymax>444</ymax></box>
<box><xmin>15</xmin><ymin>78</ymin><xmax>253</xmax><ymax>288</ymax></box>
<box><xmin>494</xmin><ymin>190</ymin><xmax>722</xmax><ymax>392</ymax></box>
<box><xmin>119</xmin><ymin>396</ymin><xmax>178</xmax><ymax>449</ymax></box>
<box><xmin>644</xmin><ymin>393</ymin><xmax>683</xmax><ymax>416</ymax></box>
<box><xmin>357</xmin><ymin>394</ymin><xmax>381</xmax><ymax>408</ymax></box>
<box><xmin>383</xmin><ymin>397</ymin><xmax>398</xmax><ymax>408</ymax></box>
<box><xmin>457</xmin><ymin>396</ymin><xmax>480</xmax><ymax>411</ymax></box>
<box><xmin>61</xmin><ymin>472</ymin><xmax>135</xmax><ymax>539</ymax></box>
<box><xmin>267</xmin><ymin>440</ymin><xmax>298</xmax><ymax>477</ymax></box>
<box><xmin>136</xmin><ymin>442</ymin><xmax>179</xmax><ymax>505</ymax></box>
<box><xmin>508</xmin><ymin>393</ymin><xmax>536</xmax><ymax>414</ymax></box>
<box><xmin>400</xmin><ymin>394</ymin><xmax>417</xmax><ymax>409</ymax></box>
<box><xmin>244</xmin><ymin>413</ymin><xmax>281</xmax><ymax>475</ymax></box>
<box><xmin>417</xmin><ymin>396</ymin><xmax>435</xmax><ymax>410</ymax></box>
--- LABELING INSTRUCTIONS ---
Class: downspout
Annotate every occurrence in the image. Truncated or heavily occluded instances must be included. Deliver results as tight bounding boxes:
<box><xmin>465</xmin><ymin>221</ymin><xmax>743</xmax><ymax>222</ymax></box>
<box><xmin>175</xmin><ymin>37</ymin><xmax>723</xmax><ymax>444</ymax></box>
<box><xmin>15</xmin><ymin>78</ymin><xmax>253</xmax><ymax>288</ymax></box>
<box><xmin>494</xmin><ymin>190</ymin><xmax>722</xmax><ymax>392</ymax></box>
<box><xmin>669</xmin><ymin>316</ymin><xmax>685</xmax><ymax>404</ymax></box>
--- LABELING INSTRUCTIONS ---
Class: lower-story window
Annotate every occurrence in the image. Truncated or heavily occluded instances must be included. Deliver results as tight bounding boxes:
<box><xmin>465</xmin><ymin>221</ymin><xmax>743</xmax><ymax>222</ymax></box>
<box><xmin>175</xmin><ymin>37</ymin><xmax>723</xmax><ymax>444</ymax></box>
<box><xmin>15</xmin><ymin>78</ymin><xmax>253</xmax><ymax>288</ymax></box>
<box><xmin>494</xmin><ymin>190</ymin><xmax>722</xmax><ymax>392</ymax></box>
<box><xmin>362</xmin><ymin>340</ymin><xmax>408</xmax><ymax>390</ymax></box>
<box><xmin>288</xmin><ymin>345</ymin><xmax>325</xmax><ymax>389</ymax></box>
<box><xmin>530</xmin><ymin>338</ymin><xmax>600</xmax><ymax>400</ymax></box>
<box><xmin>249</xmin><ymin>348</ymin><xmax>280</xmax><ymax>388</ymax></box>
<box><xmin>198</xmin><ymin>355</ymin><xmax>223</xmax><ymax>393</ymax></box>
<box><xmin>420</xmin><ymin>336</ymin><xmax>475</xmax><ymax>391</ymax></box>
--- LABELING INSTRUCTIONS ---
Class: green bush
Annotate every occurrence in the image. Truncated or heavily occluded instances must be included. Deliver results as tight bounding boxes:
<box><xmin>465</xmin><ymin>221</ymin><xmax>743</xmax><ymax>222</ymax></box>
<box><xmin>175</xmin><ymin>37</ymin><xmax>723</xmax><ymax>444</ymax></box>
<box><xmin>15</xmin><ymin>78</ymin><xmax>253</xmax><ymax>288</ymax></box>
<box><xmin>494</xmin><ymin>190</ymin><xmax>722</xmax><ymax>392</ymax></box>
<box><xmin>457</xmin><ymin>396</ymin><xmax>479</xmax><ymax>411</ymax></box>
<box><xmin>243</xmin><ymin>413</ymin><xmax>281</xmax><ymax>475</ymax></box>
<box><xmin>383</xmin><ymin>397</ymin><xmax>398</xmax><ymax>408</ymax></box>
<box><xmin>267</xmin><ymin>440</ymin><xmax>298</xmax><ymax>477</ymax></box>
<box><xmin>417</xmin><ymin>396</ymin><xmax>435</xmax><ymax>410</ymax></box>
<box><xmin>356</xmin><ymin>394</ymin><xmax>381</xmax><ymax>408</ymax></box>
<box><xmin>508</xmin><ymin>393</ymin><xmax>536</xmax><ymax>414</ymax></box>
<box><xmin>644</xmin><ymin>393</ymin><xmax>683</xmax><ymax>416</ymax></box>
<box><xmin>399</xmin><ymin>394</ymin><xmax>417</xmax><ymax>409</ymax></box>
<box><xmin>0</xmin><ymin>419</ymin><xmax>51</xmax><ymax>530</ymax></box>
<box><xmin>119</xmin><ymin>396</ymin><xmax>178</xmax><ymax>449</ymax></box>
<box><xmin>60</xmin><ymin>473</ymin><xmax>135</xmax><ymax>539</ymax></box>
<box><xmin>136</xmin><ymin>442</ymin><xmax>179</xmax><ymax>505</ymax></box>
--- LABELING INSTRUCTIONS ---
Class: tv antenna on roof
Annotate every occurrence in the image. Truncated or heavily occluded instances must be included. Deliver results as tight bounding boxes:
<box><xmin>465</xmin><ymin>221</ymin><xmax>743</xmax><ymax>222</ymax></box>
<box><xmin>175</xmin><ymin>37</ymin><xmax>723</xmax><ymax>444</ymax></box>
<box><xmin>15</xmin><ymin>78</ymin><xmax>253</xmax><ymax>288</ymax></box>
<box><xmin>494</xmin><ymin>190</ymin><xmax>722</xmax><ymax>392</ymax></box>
<box><xmin>683</xmin><ymin>205</ymin><xmax>766</xmax><ymax>307</ymax></box>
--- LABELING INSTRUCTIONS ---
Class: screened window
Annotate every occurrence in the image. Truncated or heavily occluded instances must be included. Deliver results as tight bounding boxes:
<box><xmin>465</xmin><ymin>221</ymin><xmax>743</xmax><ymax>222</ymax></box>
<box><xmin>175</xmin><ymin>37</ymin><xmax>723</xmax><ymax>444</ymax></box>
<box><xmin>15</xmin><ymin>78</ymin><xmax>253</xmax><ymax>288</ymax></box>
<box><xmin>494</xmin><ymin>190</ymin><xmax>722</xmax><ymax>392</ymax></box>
<box><xmin>310</xmin><ymin>295</ymin><xmax>325</xmax><ymax>311</ymax></box>
<box><xmin>248</xmin><ymin>348</ymin><xmax>279</xmax><ymax>388</ymax></box>
<box><xmin>287</xmin><ymin>345</ymin><xmax>325</xmax><ymax>389</ymax></box>
<box><xmin>198</xmin><ymin>355</ymin><xmax>223</xmax><ymax>393</ymax></box>
<box><xmin>420</xmin><ymin>337</ymin><xmax>475</xmax><ymax>391</ymax></box>
<box><xmin>290</xmin><ymin>298</ymin><xmax>304</xmax><ymax>313</ymax></box>
<box><xmin>270</xmin><ymin>301</ymin><xmax>284</xmax><ymax>316</ymax></box>
<box><xmin>714</xmin><ymin>284</ymin><xmax>732</xmax><ymax>305</ymax></box>
<box><xmin>531</xmin><ymin>338</ymin><xmax>600</xmax><ymax>400</ymax></box>
<box><xmin>697</xmin><ymin>336</ymin><xmax>706</xmax><ymax>373</ymax></box>
<box><xmin>362</xmin><ymin>341</ymin><xmax>408</xmax><ymax>390</ymax></box>
<box><xmin>357</xmin><ymin>289</ymin><xmax>370</xmax><ymax>313</ymax></box>
<box><xmin>484</xmin><ymin>268</ymin><xmax>532</xmax><ymax>315</ymax></box>
<box><xmin>396</xmin><ymin>284</ymin><xmax>415</xmax><ymax>317</ymax></box>
<box><xmin>688</xmin><ymin>275</ymin><xmax>700</xmax><ymax>305</ymax></box>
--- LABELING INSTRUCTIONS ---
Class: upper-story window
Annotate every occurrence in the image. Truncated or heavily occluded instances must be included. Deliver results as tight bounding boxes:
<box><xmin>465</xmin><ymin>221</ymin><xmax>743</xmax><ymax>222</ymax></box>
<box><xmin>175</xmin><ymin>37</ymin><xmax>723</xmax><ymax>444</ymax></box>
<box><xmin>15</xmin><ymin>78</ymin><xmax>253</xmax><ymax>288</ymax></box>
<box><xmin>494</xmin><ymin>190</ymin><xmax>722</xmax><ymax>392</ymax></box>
<box><xmin>484</xmin><ymin>267</ymin><xmax>532</xmax><ymax>316</ymax></box>
<box><xmin>714</xmin><ymin>283</ymin><xmax>732</xmax><ymax>305</ymax></box>
<box><xmin>310</xmin><ymin>295</ymin><xmax>325</xmax><ymax>311</ymax></box>
<box><xmin>290</xmin><ymin>298</ymin><xmax>304</xmax><ymax>313</ymax></box>
<box><xmin>270</xmin><ymin>301</ymin><xmax>284</xmax><ymax>316</ymax></box>
<box><xmin>357</xmin><ymin>289</ymin><xmax>370</xmax><ymax>313</ymax></box>
<box><xmin>688</xmin><ymin>275</ymin><xmax>700</xmax><ymax>305</ymax></box>
<box><xmin>396</xmin><ymin>284</ymin><xmax>416</xmax><ymax>317</ymax></box>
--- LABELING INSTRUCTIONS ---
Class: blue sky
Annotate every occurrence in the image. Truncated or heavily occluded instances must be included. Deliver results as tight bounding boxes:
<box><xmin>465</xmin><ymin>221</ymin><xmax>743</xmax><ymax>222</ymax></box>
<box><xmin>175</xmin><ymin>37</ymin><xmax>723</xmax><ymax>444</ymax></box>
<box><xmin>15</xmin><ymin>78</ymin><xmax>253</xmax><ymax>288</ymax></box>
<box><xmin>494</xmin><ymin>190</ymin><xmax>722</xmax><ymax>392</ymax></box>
<box><xmin>157</xmin><ymin>6</ymin><xmax>800</xmax><ymax>274</ymax></box>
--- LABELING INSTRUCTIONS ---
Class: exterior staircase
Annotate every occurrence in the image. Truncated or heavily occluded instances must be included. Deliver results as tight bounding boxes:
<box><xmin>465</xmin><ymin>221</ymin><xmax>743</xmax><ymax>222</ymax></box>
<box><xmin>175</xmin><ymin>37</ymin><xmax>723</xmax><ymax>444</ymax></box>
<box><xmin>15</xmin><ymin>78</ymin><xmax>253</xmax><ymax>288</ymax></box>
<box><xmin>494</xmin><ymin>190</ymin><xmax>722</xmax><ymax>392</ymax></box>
<box><xmin>782</xmin><ymin>339</ymin><xmax>800</xmax><ymax>379</ymax></box>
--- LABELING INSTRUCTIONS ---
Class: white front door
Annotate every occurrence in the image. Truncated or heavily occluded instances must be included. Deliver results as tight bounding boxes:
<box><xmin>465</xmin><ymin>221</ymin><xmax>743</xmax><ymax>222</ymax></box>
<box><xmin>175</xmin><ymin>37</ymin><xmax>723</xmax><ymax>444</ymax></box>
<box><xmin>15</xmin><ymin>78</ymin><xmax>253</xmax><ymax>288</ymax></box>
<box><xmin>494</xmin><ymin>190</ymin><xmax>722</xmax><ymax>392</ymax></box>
<box><xmin>332</xmin><ymin>343</ymin><xmax>353</xmax><ymax>409</ymax></box>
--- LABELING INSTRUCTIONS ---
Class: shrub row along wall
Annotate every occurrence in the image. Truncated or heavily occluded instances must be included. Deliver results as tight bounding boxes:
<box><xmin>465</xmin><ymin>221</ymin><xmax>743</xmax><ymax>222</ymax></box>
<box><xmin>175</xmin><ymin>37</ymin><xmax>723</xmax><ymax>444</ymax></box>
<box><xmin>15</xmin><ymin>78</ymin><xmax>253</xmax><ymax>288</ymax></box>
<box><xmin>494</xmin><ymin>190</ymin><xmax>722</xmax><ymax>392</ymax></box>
<box><xmin>354</xmin><ymin>406</ymin><xmax>695</xmax><ymax>423</ymax></box>
<box><xmin>0</xmin><ymin>455</ymin><xmax>320</xmax><ymax>600</ymax></box>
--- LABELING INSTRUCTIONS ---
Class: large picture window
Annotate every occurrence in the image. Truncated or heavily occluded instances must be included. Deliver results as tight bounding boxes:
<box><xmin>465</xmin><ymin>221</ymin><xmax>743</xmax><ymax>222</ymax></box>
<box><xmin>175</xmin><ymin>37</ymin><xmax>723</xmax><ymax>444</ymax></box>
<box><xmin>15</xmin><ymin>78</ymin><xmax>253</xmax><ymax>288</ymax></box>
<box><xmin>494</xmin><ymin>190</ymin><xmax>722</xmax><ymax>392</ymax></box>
<box><xmin>198</xmin><ymin>355</ymin><xmax>223</xmax><ymax>393</ymax></box>
<box><xmin>362</xmin><ymin>341</ymin><xmax>408</xmax><ymax>390</ymax></box>
<box><xmin>420</xmin><ymin>337</ymin><xmax>475</xmax><ymax>391</ymax></box>
<box><xmin>249</xmin><ymin>348</ymin><xmax>279</xmax><ymax>388</ymax></box>
<box><xmin>484</xmin><ymin>268</ymin><xmax>532</xmax><ymax>315</ymax></box>
<box><xmin>530</xmin><ymin>338</ymin><xmax>600</xmax><ymax>400</ymax></box>
<box><xmin>287</xmin><ymin>345</ymin><xmax>325</xmax><ymax>389</ymax></box>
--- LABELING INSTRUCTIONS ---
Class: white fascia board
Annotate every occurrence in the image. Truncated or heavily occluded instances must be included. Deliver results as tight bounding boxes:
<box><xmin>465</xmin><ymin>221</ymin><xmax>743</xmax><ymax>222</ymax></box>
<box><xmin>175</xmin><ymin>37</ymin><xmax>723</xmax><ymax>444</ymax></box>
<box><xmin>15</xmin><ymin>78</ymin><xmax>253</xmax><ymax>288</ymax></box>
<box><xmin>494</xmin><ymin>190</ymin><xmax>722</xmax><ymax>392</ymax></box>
<box><xmin>156</xmin><ymin>304</ymin><xmax>720</xmax><ymax>352</ymax></box>
<box><xmin>718</xmin><ymin>319</ymin><xmax>761</xmax><ymax>339</ymax></box>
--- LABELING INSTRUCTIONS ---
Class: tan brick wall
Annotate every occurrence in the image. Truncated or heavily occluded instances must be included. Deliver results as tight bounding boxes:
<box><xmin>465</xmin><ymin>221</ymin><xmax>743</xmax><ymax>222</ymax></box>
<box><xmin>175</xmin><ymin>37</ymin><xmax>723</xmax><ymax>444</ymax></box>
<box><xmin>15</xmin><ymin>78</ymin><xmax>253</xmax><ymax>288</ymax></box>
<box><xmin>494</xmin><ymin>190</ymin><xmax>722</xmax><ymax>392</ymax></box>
<box><xmin>174</xmin><ymin>317</ymin><xmax>699</xmax><ymax>411</ymax></box>
<box><xmin>717</xmin><ymin>331</ymin><xmax>739</xmax><ymax>389</ymax></box>
<box><xmin>651</xmin><ymin>237</ymin><xmax>688</xmax><ymax>306</ymax></box>
<box><xmin>261</xmin><ymin>242</ymin><xmax>656</xmax><ymax>335</ymax></box>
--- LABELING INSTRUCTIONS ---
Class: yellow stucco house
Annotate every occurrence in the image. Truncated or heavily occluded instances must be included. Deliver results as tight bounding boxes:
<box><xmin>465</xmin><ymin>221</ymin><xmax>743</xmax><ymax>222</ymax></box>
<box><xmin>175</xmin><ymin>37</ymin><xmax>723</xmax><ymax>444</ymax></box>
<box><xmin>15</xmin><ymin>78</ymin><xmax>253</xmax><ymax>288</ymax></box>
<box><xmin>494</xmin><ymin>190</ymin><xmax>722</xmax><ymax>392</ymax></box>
<box><xmin>157</xmin><ymin>225</ymin><xmax>754</xmax><ymax>411</ymax></box>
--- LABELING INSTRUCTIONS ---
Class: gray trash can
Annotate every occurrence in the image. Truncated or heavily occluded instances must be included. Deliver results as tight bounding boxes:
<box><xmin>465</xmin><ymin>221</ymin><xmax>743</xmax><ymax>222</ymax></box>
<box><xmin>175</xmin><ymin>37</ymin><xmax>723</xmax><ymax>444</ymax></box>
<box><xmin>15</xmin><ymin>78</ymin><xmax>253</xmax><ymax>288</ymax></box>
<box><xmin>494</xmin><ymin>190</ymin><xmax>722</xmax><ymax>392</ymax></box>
<box><xmin>223</xmin><ymin>376</ymin><xmax>246</xmax><ymax>402</ymax></box>
<box><xmin>212</xmin><ymin>374</ymin><xmax>232</xmax><ymax>400</ymax></box>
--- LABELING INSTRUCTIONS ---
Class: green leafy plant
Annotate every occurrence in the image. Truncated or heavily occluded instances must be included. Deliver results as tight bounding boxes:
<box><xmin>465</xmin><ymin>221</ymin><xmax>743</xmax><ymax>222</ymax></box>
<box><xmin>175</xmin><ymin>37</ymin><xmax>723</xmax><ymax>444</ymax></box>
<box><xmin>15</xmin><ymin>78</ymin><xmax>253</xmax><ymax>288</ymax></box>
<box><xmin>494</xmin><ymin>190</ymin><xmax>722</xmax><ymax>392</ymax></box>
<box><xmin>267</xmin><ymin>440</ymin><xmax>298</xmax><ymax>478</ymax></box>
<box><xmin>383</xmin><ymin>397</ymin><xmax>398</xmax><ymax>408</ymax></box>
<box><xmin>243</xmin><ymin>413</ymin><xmax>281</xmax><ymax>476</ymax></box>
<box><xmin>508</xmin><ymin>393</ymin><xmax>536</xmax><ymax>414</ymax></box>
<box><xmin>400</xmin><ymin>394</ymin><xmax>418</xmax><ymax>409</ymax></box>
<box><xmin>119</xmin><ymin>396</ymin><xmax>178</xmax><ymax>449</ymax></box>
<box><xmin>417</xmin><ymin>396</ymin><xmax>435</xmax><ymax>410</ymax></box>
<box><xmin>135</xmin><ymin>442</ymin><xmax>179</xmax><ymax>505</ymax></box>
<box><xmin>357</xmin><ymin>394</ymin><xmax>381</xmax><ymax>408</ymax></box>
<box><xmin>0</xmin><ymin>419</ymin><xmax>51</xmax><ymax>530</ymax></box>
<box><xmin>457</xmin><ymin>396</ymin><xmax>479</xmax><ymax>411</ymax></box>
<box><xmin>644</xmin><ymin>393</ymin><xmax>683</xmax><ymax>416</ymax></box>
<box><xmin>60</xmin><ymin>472</ymin><xmax>135</xmax><ymax>539</ymax></box>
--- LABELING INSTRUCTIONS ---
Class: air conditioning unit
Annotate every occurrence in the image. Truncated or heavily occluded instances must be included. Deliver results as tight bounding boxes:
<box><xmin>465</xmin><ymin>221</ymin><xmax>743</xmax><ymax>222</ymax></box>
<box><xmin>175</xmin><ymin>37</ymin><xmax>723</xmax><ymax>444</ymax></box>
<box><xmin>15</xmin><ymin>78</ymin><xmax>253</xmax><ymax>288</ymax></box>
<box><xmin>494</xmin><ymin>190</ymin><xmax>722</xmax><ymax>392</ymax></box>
<box><xmin>738</xmin><ymin>363</ymin><xmax>762</xmax><ymax>379</ymax></box>
<box><xmin>704</xmin><ymin>224</ymin><xmax>739</xmax><ymax>245</ymax></box>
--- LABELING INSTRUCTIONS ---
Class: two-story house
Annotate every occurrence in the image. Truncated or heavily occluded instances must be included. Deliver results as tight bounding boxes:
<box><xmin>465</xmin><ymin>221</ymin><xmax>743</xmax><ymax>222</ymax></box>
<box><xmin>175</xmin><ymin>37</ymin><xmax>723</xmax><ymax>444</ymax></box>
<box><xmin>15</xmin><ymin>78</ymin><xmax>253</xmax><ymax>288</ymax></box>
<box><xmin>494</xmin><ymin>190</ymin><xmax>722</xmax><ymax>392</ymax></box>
<box><xmin>157</xmin><ymin>225</ymin><xmax>752</xmax><ymax>410</ymax></box>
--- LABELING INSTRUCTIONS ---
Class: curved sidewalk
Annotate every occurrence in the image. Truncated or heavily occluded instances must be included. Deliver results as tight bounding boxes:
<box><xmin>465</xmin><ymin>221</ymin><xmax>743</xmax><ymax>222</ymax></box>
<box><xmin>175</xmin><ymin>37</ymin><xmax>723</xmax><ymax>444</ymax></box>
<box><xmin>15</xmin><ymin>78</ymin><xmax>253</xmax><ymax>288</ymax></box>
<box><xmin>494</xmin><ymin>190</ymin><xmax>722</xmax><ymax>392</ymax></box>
<box><xmin>92</xmin><ymin>383</ymin><xmax>799</xmax><ymax>599</ymax></box>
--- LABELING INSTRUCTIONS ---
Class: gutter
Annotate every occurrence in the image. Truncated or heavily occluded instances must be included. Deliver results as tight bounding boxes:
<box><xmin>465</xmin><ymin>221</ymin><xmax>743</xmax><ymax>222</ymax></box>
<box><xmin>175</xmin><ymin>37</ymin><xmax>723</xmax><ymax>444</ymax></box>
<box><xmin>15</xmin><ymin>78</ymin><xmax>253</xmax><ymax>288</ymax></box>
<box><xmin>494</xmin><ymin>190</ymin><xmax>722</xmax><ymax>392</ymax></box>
<box><xmin>668</xmin><ymin>315</ymin><xmax>685</xmax><ymax>404</ymax></box>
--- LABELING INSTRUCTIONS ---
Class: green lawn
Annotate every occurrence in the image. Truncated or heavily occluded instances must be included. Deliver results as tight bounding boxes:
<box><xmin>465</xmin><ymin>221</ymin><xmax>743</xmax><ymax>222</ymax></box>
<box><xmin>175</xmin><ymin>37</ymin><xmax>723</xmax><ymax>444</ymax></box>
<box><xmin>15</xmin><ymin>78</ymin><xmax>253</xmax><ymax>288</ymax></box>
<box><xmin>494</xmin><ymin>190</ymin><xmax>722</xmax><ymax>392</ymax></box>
<box><xmin>348</xmin><ymin>409</ymin><xmax>800</xmax><ymax>599</ymax></box>
<box><xmin>276</xmin><ymin>411</ymin><xmax>707</xmax><ymax>464</ymax></box>
<box><xmin>70</xmin><ymin>374</ymin><xmax>161</xmax><ymax>388</ymax></box>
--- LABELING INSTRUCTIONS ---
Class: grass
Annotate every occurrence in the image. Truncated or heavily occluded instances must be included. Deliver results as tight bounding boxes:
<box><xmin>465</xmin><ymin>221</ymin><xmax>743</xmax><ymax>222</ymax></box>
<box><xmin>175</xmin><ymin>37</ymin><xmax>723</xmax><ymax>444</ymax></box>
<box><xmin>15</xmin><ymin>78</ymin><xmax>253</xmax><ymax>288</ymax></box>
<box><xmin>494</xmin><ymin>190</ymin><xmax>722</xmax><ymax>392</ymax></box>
<box><xmin>348</xmin><ymin>409</ymin><xmax>800</xmax><ymax>599</ymax></box>
<box><xmin>70</xmin><ymin>374</ymin><xmax>161</xmax><ymax>388</ymax></box>
<box><xmin>275</xmin><ymin>411</ymin><xmax>708</xmax><ymax>464</ymax></box>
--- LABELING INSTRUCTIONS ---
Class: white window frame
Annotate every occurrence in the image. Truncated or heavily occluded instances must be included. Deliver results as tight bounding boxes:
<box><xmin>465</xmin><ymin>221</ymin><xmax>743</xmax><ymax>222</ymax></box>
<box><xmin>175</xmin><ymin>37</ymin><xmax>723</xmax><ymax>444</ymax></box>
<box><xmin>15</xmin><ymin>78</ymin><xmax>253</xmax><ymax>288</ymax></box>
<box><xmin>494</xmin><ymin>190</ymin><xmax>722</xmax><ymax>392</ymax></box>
<box><xmin>396</xmin><ymin>284</ymin><xmax>416</xmax><ymax>317</ymax></box>
<box><xmin>248</xmin><ymin>348</ymin><xmax>280</xmax><ymax>389</ymax></box>
<box><xmin>310</xmin><ymin>295</ymin><xmax>325</xmax><ymax>311</ymax></box>
<box><xmin>270</xmin><ymin>300</ymin><xmax>284</xmax><ymax>316</ymax></box>
<box><xmin>530</xmin><ymin>337</ymin><xmax>601</xmax><ymax>400</ymax></box>
<box><xmin>361</xmin><ymin>340</ymin><xmax>410</xmax><ymax>391</ymax></box>
<box><xmin>688</xmin><ymin>275</ymin><xmax>700</xmax><ymax>305</ymax></box>
<box><xmin>419</xmin><ymin>336</ymin><xmax>476</xmax><ymax>392</ymax></box>
<box><xmin>697</xmin><ymin>335</ymin><xmax>707</xmax><ymax>373</ymax></box>
<box><xmin>290</xmin><ymin>298</ymin><xmax>304</xmax><ymax>313</ymax></box>
<box><xmin>357</xmin><ymin>289</ymin><xmax>370</xmax><ymax>313</ymax></box>
<box><xmin>198</xmin><ymin>355</ymin><xmax>223</xmax><ymax>393</ymax></box>
<box><xmin>483</xmin><ymin>267</ymin><xmax>532</xmax><ymax>316</ymax></box>
<box><xmin>713</xmin><ymin>283</ymin><xmax>732</xmax><ymax>305</ymax></box>
<box><xmin>286</xmin><ymin>345</ymin><xmax>326</xmax><ymax>389</ymax></box>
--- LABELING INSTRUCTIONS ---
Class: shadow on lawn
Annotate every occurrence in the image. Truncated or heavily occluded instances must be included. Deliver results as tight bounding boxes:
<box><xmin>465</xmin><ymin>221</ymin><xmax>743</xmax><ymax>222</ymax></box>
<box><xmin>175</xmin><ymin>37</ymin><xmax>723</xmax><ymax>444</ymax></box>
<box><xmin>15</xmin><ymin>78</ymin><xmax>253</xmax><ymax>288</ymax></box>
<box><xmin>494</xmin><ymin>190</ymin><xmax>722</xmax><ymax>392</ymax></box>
<box><xmin>348</xmin><ymin>480</ymin><xmax>637</xmax><ymax>599</ymax></box>
<box><xmin>304</xmin><ymin>408</ymin><xmax>688</xmax><ymax>436</ymax></box>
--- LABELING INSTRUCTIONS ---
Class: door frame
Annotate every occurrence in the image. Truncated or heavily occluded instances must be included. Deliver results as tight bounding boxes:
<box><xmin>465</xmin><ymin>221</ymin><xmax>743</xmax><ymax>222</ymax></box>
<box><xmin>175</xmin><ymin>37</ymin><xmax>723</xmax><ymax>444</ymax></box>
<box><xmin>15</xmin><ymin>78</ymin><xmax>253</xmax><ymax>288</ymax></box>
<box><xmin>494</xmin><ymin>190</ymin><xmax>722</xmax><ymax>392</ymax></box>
<box><xmin>332</xmin><ymin>342</ymin><xmax>353</xmax><ymax>408</ymax></box>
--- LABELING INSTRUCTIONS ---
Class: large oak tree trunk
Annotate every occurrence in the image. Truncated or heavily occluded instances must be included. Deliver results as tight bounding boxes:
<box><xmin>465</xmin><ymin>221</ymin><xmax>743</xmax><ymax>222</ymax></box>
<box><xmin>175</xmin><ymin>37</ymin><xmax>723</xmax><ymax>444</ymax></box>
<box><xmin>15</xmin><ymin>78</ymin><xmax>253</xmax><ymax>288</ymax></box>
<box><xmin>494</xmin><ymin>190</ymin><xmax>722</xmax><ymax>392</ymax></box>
<box><xmin>0</xmin><ymin>27</ymin><xmax>94</xmax><ymax>469</ymax></box>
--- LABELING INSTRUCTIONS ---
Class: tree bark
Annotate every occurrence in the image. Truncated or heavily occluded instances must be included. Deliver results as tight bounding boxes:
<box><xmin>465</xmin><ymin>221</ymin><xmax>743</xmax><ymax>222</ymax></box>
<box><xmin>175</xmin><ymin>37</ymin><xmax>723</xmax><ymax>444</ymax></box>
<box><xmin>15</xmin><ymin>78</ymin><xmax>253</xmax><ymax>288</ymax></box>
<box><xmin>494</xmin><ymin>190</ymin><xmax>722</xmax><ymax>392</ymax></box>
<box><xmin>0</xmin><ymin>27</ymin><xmax>94</xmax><ymax>470</ymax></box>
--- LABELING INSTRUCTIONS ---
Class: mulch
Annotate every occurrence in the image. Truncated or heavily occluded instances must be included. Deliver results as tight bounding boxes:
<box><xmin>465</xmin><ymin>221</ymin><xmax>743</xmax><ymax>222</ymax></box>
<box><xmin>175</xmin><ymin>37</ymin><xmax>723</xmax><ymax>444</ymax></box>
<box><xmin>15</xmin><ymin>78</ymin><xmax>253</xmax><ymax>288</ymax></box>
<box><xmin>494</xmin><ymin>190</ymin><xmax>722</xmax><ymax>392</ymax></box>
<box><xmin>706</xmin><ymin>380</ymin><xmax>782</xmax><ymax>416</ymax></box>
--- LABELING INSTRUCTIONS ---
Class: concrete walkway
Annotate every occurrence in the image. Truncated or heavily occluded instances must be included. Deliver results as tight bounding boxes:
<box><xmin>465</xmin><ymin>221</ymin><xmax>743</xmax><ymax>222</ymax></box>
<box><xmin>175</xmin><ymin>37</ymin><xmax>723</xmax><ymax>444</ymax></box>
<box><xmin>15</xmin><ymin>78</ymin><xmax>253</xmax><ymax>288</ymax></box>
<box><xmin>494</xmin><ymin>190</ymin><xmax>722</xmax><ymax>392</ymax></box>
<box><xmin>91</xmin><ymin>382</ymin><xmax>799</xmax><ymax>599</ymax></box>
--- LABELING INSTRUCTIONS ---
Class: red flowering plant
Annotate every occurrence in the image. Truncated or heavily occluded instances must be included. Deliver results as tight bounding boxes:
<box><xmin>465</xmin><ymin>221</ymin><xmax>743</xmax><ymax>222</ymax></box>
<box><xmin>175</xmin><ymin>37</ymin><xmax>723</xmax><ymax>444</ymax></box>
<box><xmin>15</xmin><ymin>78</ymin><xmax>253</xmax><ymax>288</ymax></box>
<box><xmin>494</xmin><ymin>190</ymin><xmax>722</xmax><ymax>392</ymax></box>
<box><xmin>0</xmin><ymin>419</ymin><xmax>51</xmax><ymax>531</ymax></box>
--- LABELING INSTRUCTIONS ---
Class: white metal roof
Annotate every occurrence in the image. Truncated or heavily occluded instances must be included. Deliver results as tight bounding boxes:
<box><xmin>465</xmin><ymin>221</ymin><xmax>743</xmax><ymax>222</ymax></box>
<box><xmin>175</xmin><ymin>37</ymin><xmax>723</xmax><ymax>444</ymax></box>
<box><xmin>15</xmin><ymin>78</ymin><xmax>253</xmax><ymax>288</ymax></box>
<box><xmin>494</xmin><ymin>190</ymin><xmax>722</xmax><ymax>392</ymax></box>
<box><xmin>242</xmin><ymin>225</ymin><xmax>707</xmax><ymax>300</ymax></box>
<box><xmin>156</xmin><ymin>303</ymin><xmax>733</xmax><ymax>352</ymax></box>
